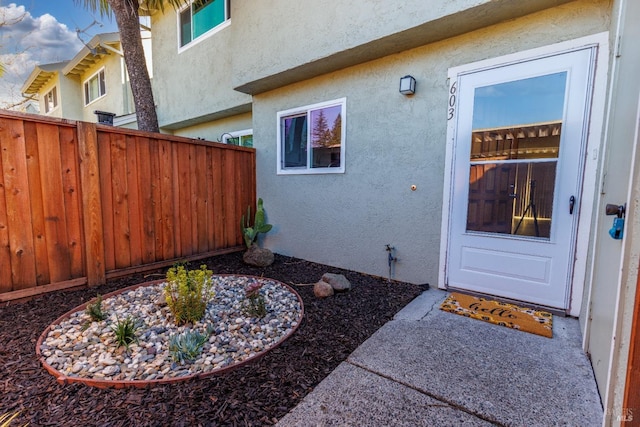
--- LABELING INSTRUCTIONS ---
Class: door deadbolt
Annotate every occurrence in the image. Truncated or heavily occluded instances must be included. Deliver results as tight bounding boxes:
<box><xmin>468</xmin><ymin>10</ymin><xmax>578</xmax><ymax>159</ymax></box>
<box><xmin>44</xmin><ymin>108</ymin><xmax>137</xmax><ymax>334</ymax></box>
<box><xmin>605</xmin><ymin>203</ymin><xmax>626</xmax><ymax>240</ymax></box>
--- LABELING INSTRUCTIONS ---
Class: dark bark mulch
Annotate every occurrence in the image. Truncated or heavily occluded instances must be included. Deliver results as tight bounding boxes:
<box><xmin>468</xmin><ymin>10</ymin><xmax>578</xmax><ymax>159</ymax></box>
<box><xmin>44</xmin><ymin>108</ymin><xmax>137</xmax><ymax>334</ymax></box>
<box><xmin>0</xmin><ymin>252</ymin><xmax>427</xmax><ymax>426</ymax></box>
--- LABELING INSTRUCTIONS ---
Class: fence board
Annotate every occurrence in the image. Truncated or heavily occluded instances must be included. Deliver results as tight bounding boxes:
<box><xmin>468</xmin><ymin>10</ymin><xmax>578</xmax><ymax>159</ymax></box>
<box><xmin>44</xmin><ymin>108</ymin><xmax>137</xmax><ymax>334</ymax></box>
<box><xmin>36</xmin><ymin>122</ymin><xmax>71</xmax><ymax>283</ymax></box>
<box><xmin>126</xmin><ymin>135</ymin><xmax>143</xmax><ymax>266</ymax></box>
<box><xmin>0</xmin><ymin>112</ymin><xmax>254</xmax><ymax>300</ymax></box>
<box><xmin>177</xmin><ymin>142</ymin><xmax>192</xmax><ymax>257</ymax></box>
<box><xmin>189</xmin><ymin>144</ymin><xmax>199</xmax><ymax>253</ymax></box>
<box><xmin>211</xmin><ymin>149</ymin><xmax>225</xmax><ymax>250</ymax></box>
<box><xmin>0</xmin><ymin>121</ymin><xmax>11</xmax><ymax>293</ymax></box>
<box><xmin>77</xmin><ymin>122</ymin><xmax>105</xmax><ymax>287</ymax></box>
<box><xmin>23</xmin><ymin>121</ymin><xmax>50</xmax><ymax>286</ymax></box>
<box><xmin>0</xmin><ymin>117</ymin><xmax>37</xmax><ymax>289</ymax></box>
<box><xmin>110</xmin><ymin>132</ymin><xmax>131</xmax><ymax>269</ymax></box>
<box><xmin>159</xmin><ymin>139</ymin><xmax>175</xmax><ymax>260</ymax></box>
<box><xmin>98</xmin><ymin>130</ymin><xmax>115</xmax><ymax>272</ymax></box>
<box><xmin>59</xmin><ymin>125</ymin><xmax>84</xmax><ymax>277</ymax></box>
<box><xmin>206</xmin><ymin>148</ymin><xmax>215</xmax><ymax>250</ymax></box>
<box><xmin>223</xmin><ymin>150</ymin><xmax>237</xmax><ymax>248</ymax></box>
<box><xmin>137</xmin><ymin>136</ymin><xmax>156</xmax><ymax>264</ymax></box>
<box><xmin>171</xmin><ymin>142</ymin><xmax>182</xmax><ymax>257</ymax></box>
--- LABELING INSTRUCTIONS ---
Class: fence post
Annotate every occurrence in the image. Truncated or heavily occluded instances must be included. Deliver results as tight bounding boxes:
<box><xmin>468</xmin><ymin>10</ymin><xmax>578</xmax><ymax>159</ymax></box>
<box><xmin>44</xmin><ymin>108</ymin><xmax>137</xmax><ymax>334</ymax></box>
<box><xmin>77</xmin><ymin>122</ymin><xmax>106</xmax><ymax>287</ymax></box>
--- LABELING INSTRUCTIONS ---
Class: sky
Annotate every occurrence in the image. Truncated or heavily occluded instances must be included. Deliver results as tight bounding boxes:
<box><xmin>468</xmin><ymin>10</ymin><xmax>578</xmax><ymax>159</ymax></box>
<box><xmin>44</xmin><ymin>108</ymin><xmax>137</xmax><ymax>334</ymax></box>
<box><xmin>472</xmin><ymin>72</ymin><xmax>567</xmax><ymax>130</ymax></box>
<box><xmin>0</xmin><ymin>1</ymin><xmax>118</xmax><ymax>107</ymax></box>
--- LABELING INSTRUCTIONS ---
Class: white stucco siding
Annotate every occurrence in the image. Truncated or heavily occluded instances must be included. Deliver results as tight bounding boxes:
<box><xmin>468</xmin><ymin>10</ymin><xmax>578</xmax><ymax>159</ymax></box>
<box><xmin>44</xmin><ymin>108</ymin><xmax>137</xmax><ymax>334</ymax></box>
<box><xmin>38</xmin><ymin>74</ymin><xmax>83</xmax><ymax>121</ymax></box>
<box><xmin>151</xmin><ymin>9</ymin><xmax>251</xmax><ymax>130</ymax></box>
<box><xmin>254</xmin><ymin>1</ymin><xmax>611</xmax><ymax>285</ymax></box>
<box><xmin>79</xmin><ymin>54</ymin><xmax>126</xmax><ymax>123</ymax></box>
<box><xmin>171</xmin><ymin>112</ymin><xmax>253</xmax><ymax>142</ymax></box>
<box><xmin>58</xmin><ymin>75</ymin><xmax>83</xmax><ymax>120</ymax></box>
<box><xmin>230</xmin><ymin>0</ymin><xmax>578</xmax><ymax>94</ymax></box>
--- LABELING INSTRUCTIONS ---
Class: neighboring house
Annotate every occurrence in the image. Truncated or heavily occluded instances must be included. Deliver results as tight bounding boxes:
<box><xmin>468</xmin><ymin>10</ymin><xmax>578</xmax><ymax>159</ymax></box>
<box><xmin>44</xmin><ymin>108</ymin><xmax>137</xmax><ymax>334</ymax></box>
<box><xmin>34</xmin><ymin>0</ymin><xmax>640</xmax><ymax>423</ymax></box>
<box><xmin>20</xmin><ymin>61</ymin><xmax>83</xmax><ymax>120</ymax></box>
<box><xmin>21</xmin><ymin>32</ymin><xmax>152</xmax><ymax>129</ymax></box>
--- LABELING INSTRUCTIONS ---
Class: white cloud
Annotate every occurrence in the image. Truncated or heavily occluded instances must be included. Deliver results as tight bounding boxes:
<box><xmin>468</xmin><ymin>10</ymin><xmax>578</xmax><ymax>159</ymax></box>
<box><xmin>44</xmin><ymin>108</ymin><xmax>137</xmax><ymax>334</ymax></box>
<box><xmin>0</xmin><ymin>3</ymin><xmax>84</xmax><ymax>108</ymax></box>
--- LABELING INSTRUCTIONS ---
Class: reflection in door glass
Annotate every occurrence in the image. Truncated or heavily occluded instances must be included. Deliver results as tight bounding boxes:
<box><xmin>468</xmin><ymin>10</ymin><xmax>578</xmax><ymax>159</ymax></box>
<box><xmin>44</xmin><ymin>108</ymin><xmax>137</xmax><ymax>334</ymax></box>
<box><xmin>466</xmin><ymin>72</ymin><xmax>567</xmax><ymax>239</ymax></box>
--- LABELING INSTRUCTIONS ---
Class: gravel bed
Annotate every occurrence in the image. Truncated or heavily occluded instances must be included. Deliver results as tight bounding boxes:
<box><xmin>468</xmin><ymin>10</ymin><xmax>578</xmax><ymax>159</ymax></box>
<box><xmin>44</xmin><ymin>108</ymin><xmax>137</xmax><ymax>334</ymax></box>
<box><xmin>0</xmin><ymin>252</ymin><xmax>427</xmax><ymax>426</ymax></box>
<box><xmin>40</xmin><ymin>276</ymin><xmax>302</xmax><ymax>383</ymax></box>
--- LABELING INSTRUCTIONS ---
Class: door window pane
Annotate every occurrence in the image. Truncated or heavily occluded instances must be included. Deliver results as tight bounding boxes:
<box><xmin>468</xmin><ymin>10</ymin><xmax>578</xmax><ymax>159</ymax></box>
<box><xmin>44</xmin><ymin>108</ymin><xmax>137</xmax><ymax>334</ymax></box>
<box><xmin>466</xmin><ymin>73</ymin><xmax>567</xmax><ymax>239</ymax></box>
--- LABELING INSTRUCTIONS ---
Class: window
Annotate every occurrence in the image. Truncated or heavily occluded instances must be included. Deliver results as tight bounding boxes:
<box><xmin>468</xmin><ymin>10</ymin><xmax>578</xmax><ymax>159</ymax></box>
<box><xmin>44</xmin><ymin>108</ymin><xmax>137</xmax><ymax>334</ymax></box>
<box><xmin>222</xmin><ymin>129</ymin><xmax>253</xmax><ymax>147</ymax></box>
<box><xmin>84</xmin><ymin>69</ymin><xmax>106</xmax><ymax>105</ymax></box>
<box><xmin>277</xmin><ymin>98</ymin><xmax>346</xmax><ymax>174</ymax></box>
<box><xmin>179</xmin><ymin>0</ymin><xmax>229</xmax><ymax>48</ymax></box>
<box><xmin>44</xmin><ymin>87</ymin><xmax>58</xmax><ymax>113</ymax></box>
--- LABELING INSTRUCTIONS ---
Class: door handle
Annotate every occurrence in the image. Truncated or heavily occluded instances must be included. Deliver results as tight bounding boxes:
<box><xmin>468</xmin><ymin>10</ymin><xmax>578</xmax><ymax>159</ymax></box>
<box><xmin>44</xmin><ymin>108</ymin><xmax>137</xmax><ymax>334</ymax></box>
<box><xmin>569</xmin><ymin>196</ymin><xmax>576</xmax><ymax>214</ymax></box>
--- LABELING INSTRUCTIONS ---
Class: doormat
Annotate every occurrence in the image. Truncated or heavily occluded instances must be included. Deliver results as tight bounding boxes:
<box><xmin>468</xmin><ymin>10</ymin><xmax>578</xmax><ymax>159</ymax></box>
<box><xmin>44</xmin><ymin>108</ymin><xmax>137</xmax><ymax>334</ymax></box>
<box><xmin>440</xmin><ymin>292</ymin><xmax>553</xmax><ymax>338</ymax></box>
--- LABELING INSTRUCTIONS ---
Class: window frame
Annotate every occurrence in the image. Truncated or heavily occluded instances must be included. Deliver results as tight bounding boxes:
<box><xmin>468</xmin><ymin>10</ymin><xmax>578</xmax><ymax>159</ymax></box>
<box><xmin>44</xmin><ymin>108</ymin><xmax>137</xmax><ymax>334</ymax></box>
<box><xmin>277</xmin><ymin>98</ymin><xmax>346</xmax><ymax>175</ymax></box>
<box><xmin>83</xmin><ymin>68</ymin><xmax>106</xmax><ymax>106</ymax></box>
<box><xmin>43</xmin><ymin>86</ymin><xmax>58</xmax><ymax>114</ymax></box>
<box><xmin>177</xmin><ymin>0</ymin><xmax>230</xmax><ymax>52</ymax></box>
<box><xmin>222</xmin><ymin>129</ymin><xmax>253</xmax><ymax>147</ymax></box>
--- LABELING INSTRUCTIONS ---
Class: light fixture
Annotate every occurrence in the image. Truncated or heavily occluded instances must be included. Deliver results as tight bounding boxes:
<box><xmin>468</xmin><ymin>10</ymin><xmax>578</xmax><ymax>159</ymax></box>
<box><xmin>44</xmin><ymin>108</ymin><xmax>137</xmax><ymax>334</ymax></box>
<box><xmin>218</xmin><ymin>132</ymin><xmax>237</xmax><ymax>144</ymax></box>
<box><xmin>399</xmin><ymin>75</ymin><xmax>416</xmax><ymax>95</ymax></box>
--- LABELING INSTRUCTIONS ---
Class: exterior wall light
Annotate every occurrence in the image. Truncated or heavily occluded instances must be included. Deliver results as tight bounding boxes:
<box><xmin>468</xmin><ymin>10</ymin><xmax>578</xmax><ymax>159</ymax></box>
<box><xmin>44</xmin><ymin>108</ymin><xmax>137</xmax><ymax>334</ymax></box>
<box><xmin>399</xmin><ymin>75</ymin><xmax>416</xmax><ymax>95</ymax></box>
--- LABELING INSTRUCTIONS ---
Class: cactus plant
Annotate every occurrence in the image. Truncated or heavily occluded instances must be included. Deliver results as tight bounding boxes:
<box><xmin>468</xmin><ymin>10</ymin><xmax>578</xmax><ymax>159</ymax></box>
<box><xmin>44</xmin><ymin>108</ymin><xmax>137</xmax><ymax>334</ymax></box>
<box><xmin>241</xmin><ymin>198</ymin><xmax>272</xmax><ymax>248</ymax></box>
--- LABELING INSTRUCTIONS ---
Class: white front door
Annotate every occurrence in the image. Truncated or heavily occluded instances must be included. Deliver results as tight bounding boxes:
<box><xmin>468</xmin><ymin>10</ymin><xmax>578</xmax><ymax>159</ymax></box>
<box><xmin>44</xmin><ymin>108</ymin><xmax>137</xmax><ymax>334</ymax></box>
<box><xmin>446</xmin><ymin>47</ymin><xmax>596</xmax><ymax>309</ymax></box>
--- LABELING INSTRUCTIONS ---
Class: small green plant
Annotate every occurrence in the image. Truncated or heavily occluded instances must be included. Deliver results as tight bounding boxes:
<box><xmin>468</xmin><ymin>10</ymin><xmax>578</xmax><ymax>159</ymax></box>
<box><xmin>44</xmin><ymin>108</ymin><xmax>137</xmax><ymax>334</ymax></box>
<box><xmin>241</xmin><ymin>198</ymin><xmax>272</xmax><ymax>248</ymax></box>
<box><xmin>85</xmin><ymin>294</ymin><xmax>108</xmax><ymax>322</ymax></box>
<box><xmin>243</xmin><ymin>280</ymin><xmax>267</xmax><ymax>318</ymax></box>
<box><xmin>168</xmin><ymin>330</ymin><xmax>209</xmax><ymax>364</ymax></box>
<box><xmin>164</xmin><ymin>264</ymin><xmax>214</xmax><ymax>325</ymax></box>
<box><xmin>110</xmin><ymin>316</ymin><xmax>139</xmax><ymax>349</ymax></box>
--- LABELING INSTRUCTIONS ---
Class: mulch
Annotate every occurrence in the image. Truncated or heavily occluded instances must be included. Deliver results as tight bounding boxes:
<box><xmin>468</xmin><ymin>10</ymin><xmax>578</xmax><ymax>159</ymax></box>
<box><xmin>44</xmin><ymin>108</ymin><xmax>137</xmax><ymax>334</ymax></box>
<box><xmin>0</xmin><ymin>252</ymin><xmax>427</xmax><ymax>426</ymax></box>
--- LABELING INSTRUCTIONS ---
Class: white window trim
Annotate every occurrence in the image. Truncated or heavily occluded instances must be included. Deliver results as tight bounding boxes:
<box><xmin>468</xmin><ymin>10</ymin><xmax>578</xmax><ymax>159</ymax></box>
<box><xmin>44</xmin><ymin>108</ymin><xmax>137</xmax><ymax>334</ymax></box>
<box><xmin>43</xmin><ymin>86</ymin><xmax>58</xmax><ymax>114</ymax></box>
<box><xmin>83</xmin><ymin>67</ymin><xmax>106</xmax><ymax>106</ymax></box>
<box><xmin>222</xmin><ymin>129</ymin><xmax>253</xmax><ymax>146</ymax></box>
<box><xmin>277</xmin><ymin>98</ymin><xmax>346</xmax><ymax>175</ymax></box>
<box><xmin>177</xmin><ymin>0</ymin><xmax>231</xmax><ymax>53</ymax></box>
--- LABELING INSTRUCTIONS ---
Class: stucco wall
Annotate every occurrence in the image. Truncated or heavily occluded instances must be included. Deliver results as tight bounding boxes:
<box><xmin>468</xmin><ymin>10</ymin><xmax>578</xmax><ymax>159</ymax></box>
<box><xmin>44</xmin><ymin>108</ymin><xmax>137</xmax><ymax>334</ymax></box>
<box><xmin>150</xmin><ymin>8</ymin><xmax>251</xmax><ymax>130</ymax></box>
<box><xmin>230</xmin><ymin>0</ymin><xmax>575</xmax><ymax>94</ymax></box>
<box><xmin>79</xmin><ymin>54</ymin><xmax>125</xmax><ymax>123</ymax></box>
<box><xmin>172</xmin><ymin>112</ymin><xmax>252</xmax><ymax>142</ymax></box>
<box><xmin>59</xmin><ymin>75</ymin><xmax>83</xmax><ymax>120</ymax></box>
<box><xmin>254</xmin><ymin>1</ymin><xmax>610</xmax><ymax>285</ymax></box>
<box><xmin>38</xmin><ymin>74</ymin><xmax>83</xmax><ymax>121</ymax></box>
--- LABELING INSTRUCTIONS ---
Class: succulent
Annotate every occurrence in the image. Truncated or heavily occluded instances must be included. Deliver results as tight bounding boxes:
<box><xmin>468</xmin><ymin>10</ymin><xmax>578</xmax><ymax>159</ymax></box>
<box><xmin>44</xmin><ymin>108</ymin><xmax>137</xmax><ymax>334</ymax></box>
<box><xmin>169</xmin><ymin>330</ymin><xmax>209</xmax><ymax>364</ymax></box>
<box><xmin>241</xmin><ymin>198</ymin><xmax>273</xmax><ymax>248</ymax></box>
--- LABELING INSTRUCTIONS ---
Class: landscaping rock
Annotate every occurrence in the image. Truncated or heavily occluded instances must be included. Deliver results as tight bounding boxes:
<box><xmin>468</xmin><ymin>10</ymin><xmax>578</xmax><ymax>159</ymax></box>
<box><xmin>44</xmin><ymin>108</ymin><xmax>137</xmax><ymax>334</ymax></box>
<box><xmin>243</xmin><ymin>245</ymin><xmax>274</xmax><ymax>267</ymax></box>
<box><xmin>322</xmin><ymin>273</ymin><xmax>351</xmax><ymax>292</ymax></box>
<box><xmin>313</xmin><ymin>281</ymin><xmax>334</xmax><ymax>298</ymax></box>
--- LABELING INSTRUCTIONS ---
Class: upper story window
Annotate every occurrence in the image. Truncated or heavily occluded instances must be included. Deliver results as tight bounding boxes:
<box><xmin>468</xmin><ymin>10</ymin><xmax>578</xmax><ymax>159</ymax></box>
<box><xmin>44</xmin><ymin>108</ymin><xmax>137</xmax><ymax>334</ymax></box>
<box><xmin>179</xmin><ymin>0</ymin><xmax>230</xmax><ymax>48</ymax></box>
<box><xmin>277</xmin><ymin>98</ymin><xmax>346</xmax><ymax>175</ymax></box>
<box><xmin>44</xmin><ymin>87</ymin><xmax>58</xmax><ymax>113</ymax></box>
<box><xmin>84</xmin><ymin>68</ymin><xmax>106</xmax><ymax>105</ymax></box>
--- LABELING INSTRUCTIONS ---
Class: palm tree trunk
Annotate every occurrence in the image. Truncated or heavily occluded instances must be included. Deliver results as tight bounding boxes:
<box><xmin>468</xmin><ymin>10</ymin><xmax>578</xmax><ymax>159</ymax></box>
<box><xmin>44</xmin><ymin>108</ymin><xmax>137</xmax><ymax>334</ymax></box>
<box><xmin>108</xmin><ymin>0</ymin><xmax>159</xmax><ymax>132</ymax></box>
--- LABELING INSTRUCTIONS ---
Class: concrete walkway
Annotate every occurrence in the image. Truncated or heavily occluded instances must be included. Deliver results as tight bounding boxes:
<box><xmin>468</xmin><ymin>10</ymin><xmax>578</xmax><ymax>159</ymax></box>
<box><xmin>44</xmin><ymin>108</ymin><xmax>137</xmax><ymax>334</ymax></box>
<box><xmin>277</xmin><ymin>289</ymin><xmax>603</xmax><ymax>426</ymax></box>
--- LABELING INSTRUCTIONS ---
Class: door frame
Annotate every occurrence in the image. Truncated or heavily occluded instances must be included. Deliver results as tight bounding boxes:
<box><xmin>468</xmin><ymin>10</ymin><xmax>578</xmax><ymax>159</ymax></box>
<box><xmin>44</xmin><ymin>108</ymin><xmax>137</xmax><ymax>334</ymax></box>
<box><xmin>438</xmin><ymin>33</ymin><xmax>610</xmax><ymax>316</ymax></box>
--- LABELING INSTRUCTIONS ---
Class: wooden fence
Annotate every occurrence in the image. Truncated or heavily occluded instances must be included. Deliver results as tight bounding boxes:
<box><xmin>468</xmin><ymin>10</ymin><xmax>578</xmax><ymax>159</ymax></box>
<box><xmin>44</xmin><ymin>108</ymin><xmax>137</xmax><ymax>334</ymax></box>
<box><xmin>0</xmin><ymin>110</ymin><xmax>256</xmax><ymax>302</ymax></box>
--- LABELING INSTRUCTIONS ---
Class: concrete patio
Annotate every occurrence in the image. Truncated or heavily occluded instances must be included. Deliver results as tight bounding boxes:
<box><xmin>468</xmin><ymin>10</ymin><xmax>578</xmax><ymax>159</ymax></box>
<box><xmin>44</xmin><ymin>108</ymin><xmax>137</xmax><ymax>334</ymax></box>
<box><xmin>277</xmin><ymin>289</ymin><xmax>603</xmax><ymax>426</ymax></box>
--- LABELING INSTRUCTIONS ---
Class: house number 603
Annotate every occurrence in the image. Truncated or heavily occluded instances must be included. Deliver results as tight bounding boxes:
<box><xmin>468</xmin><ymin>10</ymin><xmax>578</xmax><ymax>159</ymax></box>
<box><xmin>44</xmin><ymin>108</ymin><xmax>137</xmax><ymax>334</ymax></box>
<box><xmin>447</xmin><ymin>81</ymin><xmax>457</xmax><ymax>120</ymax></box>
